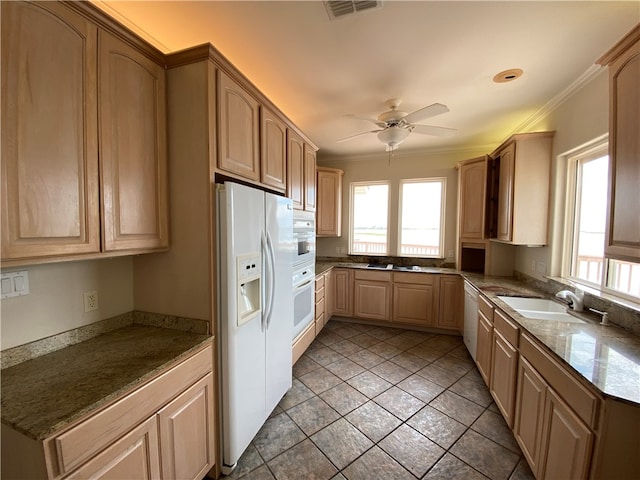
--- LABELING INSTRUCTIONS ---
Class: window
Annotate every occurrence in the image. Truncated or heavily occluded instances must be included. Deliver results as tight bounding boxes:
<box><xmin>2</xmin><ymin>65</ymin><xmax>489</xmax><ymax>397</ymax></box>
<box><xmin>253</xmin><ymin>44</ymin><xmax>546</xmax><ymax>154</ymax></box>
<box><xmin>566</xmin><ymin>141</ymin><xmax>640</xmax><ymax>300</ymax></box>
<box><xmin>568</xmin><ymin>148</ymin><xmax>608</xmax><ymax>286</ymax></box>
<box><xmin>350</xmin><ymin>182</ymin><xmax>389</xmax><ymax>255</ymax></box>
<box><xmin>399</xmin><ymin>178</ymin><xmax>445</xmax><ymax>257</ymax></box>
<box><xmin>349</xmin><ymin>178</ymin><xmax>446</xmax><ymax>258</ymax></box>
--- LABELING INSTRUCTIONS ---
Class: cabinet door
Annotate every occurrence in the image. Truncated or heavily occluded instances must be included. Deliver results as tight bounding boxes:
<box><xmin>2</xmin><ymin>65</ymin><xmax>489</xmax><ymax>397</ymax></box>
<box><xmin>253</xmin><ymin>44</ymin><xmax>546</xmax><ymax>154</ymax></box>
<box><xmin>158</xmin><ymin>374</ymin><xmax>216</xmax><ymax>480</ymax></box>
<box><xmin>316</xmin><ymin>168</ymin><xmax>343</xmax><ymax>237</ymax></box>
<box><xmin>332</xmin><ymin>269</ymin><xmax>353</xmax><ymax>317</ymax></box>
<box><xmin>437</xmin><ymin>275</ymin><xmax>462</xmax><ymax>330</ymax></box>
<box><xmin>475</xmin><ymin>312</ymin><xmax>493</xmax><ymax>385</ymax></box>
<box><xmin>217</xmin><ymin>70</ymin><xmax>260</xmax><ymax>181</ymax></box>
<box><xmin>1</xmin><ymin>1</ymin><xmax>100</xmax><ymax>260</ymax></box>
<box><xmin>605</xmin><ymin>36</ymin><xmax>640</xmax><ymax>261</ymax></box>
<box><xmin>261</xmin><ymin>107</ymin><xmax>287</xmax><ymax>192</ymax></box>
<box><xmin>304</xmin><ymin>144</ymin><xmax>317</xmax><ymax>212</ymax></box>
<box><xmin>540</xmin><ymin>388</ymin><xmax>594</xmax><ymax>480</ymax></box>
<box><xmin>490</xmin><ymin>330</ymin><xmax>518</xmax><ymax>427</ymax></box>
<box><xmin>392</xmin><ymin>283</ymin><xmax>436</xmax><ymax>326</ymax></box>
<box><xmin>496</xmin><ymin>143</ymin><xmax>515</xmax><ymax>242</ymax></box>
<box><xmin>513</xmin><ymin>357</ymin><xmax>547</xmax><ymax>477</ymax></box>
<box><xmin>287</xmin><ymin>131</ymin><xmax>304</xmax><ymax>210</ymax></box>
<box><xmin>99</xmin><ymin>31</ymin><xmax>168</xmax><ymax>252</ymax></box>
<box><xmin>66</xmin><ymin>417</ymin><xmax>160</xmax><ymax>480</ymax></box>
<box><xmin>459</xmin><ymin>158</ymin><xmax>487</xmax><ymax>239</ymax></box>
<box><xmin>354</xmin><ymin>280</ymin><xmax>391</xmax><ymax>321</ymax></box>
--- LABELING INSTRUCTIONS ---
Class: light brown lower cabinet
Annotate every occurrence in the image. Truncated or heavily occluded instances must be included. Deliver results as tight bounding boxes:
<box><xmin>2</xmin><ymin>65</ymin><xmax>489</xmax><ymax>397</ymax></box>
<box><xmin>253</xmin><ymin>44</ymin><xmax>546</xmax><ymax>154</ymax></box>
<box><xmin>315</xmin><ymin>273</ymin><xmax>326</xmax><ymax>335</ymax></box>
<box><xmin>66</xmin><ymin>417</ymin><xmax>160</xmax><ymax>480</ymax></box>
<box><xmin>332</xmin><ymin>268</ymin><xmax>353</xmax><ymax>317</ymax></box>
<box><xmin>475</xmin><ymin>310</ymin><xmax>493</xmax><ymax>385</ymax></box>
<box><xmin>353</xmin><ymin>270</ymin><xmax>392</xmax><ymax>321</ymax></box>
<box><xmin>324</xmin><ymin>270</ymin><xmax>334</xmax><ymax>322</ymax></box>
<box><xmin>392</xmin><ymin>273</ymin><xmax>437</xmax><ymax>326</ymax></box>
<box><xmin>489</xmin><ymin>310</ymin><xmax>519</xmax><ymax>427</ymax></box>
<box><xmin>1</xmin><ymin>345</ymin><xmax>215</xmax><ymax>480</ymax></box>
<box><xmin>512</xmin><ymin>335</ymin><xmax>597</xmax><ymax>480</ymax></box>
<box><xmin>436</xmin><ymin>275</ymin><xmax>463</xmax><ymax>330</ymax></box>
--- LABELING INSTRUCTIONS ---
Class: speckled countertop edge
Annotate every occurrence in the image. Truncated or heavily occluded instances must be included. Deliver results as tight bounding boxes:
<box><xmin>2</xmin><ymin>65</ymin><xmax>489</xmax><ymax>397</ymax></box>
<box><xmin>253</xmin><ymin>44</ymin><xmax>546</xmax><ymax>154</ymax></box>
<box><xmin>1</xmin><ymin>325</ymin><xmax>213</xmax><ymax>440</ymax></box>
<box><xmin>316</xmin><ymin>263</ymin><xmax>640</xmax><ymax>405</ymax></box>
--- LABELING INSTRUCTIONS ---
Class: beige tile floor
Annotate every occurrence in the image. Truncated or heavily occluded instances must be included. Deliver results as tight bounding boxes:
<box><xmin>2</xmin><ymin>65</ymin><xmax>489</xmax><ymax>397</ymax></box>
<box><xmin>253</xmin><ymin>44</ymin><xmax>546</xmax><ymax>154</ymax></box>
<box><xmin>223</xmin><ymin>319</ymin><xmax>535</xmax><ymax>480</ymax></box>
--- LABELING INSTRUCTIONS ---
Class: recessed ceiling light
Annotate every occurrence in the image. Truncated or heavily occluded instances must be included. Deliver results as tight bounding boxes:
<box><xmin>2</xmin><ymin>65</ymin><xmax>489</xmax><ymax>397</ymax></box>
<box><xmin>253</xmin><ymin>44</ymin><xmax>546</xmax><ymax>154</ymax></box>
<box><xmin>493</xmin><ymin>68</ymin><xmax>524</xmax><ymax>83</ymax></box>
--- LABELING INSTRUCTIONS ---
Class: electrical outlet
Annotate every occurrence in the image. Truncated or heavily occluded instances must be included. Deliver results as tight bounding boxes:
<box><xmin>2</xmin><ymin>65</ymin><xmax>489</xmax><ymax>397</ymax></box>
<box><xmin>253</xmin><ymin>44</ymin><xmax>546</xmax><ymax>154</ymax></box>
<box><xmin>448</xmin><ymin>250</ymin><xmax>454</xmax><ymax>258</ymax></box>
<box><xmin>83</xmin><ymin>291</ymin><xmax>99</xmax><ymax>312</ymax></box>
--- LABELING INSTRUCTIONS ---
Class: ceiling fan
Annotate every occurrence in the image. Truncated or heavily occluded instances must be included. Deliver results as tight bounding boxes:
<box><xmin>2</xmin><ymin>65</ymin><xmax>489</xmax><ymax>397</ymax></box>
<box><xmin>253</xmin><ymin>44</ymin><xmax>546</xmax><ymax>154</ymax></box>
<box><xmin>339</xmin><ymin>99</ymin><xmax>456</xmax><ymax>152</ymax></box>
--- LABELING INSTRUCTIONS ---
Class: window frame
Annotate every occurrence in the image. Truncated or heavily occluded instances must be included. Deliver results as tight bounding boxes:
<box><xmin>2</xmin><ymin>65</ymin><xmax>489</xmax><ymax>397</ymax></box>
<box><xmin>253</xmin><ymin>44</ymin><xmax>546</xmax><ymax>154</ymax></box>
<box><xmin>348</xmin><ymin>180</ymin><xmax>390</xmax><ymax>256</ymax></box>
<box><xmin>563</xmin><ymin>138</ymin><xmax>640</xmax><ymax>302</ymax></box>
<box><xmin>563</xmin><ymin>142</ymin><xmax>609</xmax><ymax>289</ymax></box>
<box><xmin>397</xmin><ymin>177</ymin><xmax>446</xmax><ymax>258</ymax></box>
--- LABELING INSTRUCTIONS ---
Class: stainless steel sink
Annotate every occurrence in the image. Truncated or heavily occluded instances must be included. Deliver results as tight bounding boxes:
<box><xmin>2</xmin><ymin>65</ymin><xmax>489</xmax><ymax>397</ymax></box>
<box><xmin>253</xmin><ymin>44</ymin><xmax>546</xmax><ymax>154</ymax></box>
<box><xmin>496</xmin><ymin>296</ymin><xmax>584</xmax><ymax>323</ymax></box>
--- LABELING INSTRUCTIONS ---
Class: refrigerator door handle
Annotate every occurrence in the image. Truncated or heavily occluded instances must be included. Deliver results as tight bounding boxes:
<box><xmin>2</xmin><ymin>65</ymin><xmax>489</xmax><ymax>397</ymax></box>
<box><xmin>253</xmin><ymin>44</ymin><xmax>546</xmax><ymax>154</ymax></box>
<box><xmin>260</xmin><ymin>233</ymin><xmax>269</xmax><ymax>332</ymax></box>
<box><xmin>265</xmin><ymin>231</ymin><xmax>277</xmax><ymax>330</ymax></box>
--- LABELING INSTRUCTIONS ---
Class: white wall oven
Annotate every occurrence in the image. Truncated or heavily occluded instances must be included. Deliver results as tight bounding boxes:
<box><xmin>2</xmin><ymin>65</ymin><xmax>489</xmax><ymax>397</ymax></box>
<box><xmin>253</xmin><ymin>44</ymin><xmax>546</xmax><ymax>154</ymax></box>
<box><xmin>292</xmin><ymin>263</ymin><xmax>315</xmax><ymax>339</ymax></box>
<box><xmin>293</xmin><ymin>218</ymin><xmax>315</xmax><ymax>267</ymax></box>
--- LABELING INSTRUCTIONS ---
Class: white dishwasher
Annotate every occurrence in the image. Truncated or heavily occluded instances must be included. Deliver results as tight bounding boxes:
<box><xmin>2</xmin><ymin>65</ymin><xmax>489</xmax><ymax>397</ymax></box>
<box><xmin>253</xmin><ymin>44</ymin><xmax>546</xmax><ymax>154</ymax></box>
<box><xmin>463</xmin><ymin>280</ymin><xmax>479</xmax><ymax>360</ymax></box>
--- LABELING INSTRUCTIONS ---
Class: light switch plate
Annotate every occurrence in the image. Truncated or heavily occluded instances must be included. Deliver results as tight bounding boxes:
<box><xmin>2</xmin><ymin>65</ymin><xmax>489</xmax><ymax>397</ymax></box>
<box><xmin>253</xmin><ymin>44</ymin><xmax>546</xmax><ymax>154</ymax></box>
<box><xmin>1</xmin><ymin>271</ymin><xmax>30</xmax><ymax>299</ymax></box>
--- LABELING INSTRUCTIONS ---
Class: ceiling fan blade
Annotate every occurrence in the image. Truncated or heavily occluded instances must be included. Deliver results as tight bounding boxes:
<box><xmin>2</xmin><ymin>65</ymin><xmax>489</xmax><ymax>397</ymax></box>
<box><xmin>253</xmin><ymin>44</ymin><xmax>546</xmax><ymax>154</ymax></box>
<box><xmin>337</xmin><ymin>129</ymin><xmax>382</xmax><ymax>143</ymax></box>
<box><xmin>344</xmin><ymin>114</ymin><xmax>386</xmax><ymax>128</ymax></box>
<box><xmin>411</xmin><ymin>124</ymin><xmax>457</xmax><ymax>136</ymax></box>
<box><xmin>403</xmin><ymin>103</ymin><xmax>449</xmax><ymax>124</ymax></box>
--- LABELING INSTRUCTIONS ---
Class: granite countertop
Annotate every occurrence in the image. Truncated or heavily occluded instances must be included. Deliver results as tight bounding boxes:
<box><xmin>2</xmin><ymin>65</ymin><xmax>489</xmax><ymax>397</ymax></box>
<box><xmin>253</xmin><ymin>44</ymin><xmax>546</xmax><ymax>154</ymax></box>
<box><xmin>1</xmin><ymin>325</ymin><xmax>212</xmax><ymax>440</ymax></box>
<box><xmin>463</xmin><ymin>273</ymin><xmax>640</xmax><ymax>406</ymax></box>
<box><xmin>316</xmin><ymin>261</ymin><xmax>458</xmax><ymax>276</ymax></box>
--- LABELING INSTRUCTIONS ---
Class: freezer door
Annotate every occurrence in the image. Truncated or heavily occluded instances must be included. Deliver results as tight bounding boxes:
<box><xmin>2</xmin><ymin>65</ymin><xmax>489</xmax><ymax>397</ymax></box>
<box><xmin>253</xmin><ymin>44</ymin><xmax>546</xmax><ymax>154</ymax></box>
<box><xmin>218</xmin><ymin>182</ymin><xmax>267</xmax><ymax>467</ymax></box>
<box><xmin>264</xmin><ymin>192</ymin><xmax>294</xmax><ymax>414</ymax></box>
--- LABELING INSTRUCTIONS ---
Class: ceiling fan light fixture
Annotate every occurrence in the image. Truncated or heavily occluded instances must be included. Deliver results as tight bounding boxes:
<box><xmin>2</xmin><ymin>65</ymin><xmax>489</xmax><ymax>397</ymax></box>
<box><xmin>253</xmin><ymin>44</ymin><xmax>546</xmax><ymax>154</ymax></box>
<box><xmin>493</xmin><ymin>68</ymin><xmax>524</xmax><ymax>83</ymax></box>
<box><xmin>377</xmin><ymin>126</ymin><xmax>410</xmax><ymax>149</ymax></box>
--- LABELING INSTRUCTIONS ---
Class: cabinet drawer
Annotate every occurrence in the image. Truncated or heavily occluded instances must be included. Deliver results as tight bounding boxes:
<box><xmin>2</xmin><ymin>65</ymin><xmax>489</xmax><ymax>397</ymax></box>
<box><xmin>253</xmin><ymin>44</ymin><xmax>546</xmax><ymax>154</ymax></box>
<box><xmin>315</xmin><ymin>275</ymin><xmax>325</xmax><ymax>292</ymax></box>
<box><xmin>354</xmin><ymin>269</ymin><xmax>392</xmax><ymax>282</ymax></box>
<box><xmin>479</xmin><ymin>295</ymin><xmax>494</xmax><ymax>322</ymax></box>
<box><xmin>315</xmin><ymin>296</ymin><xmax>325</xmax><ymax>319</ymax></box>
<box><xmin>315</xmin><ymin>285</ymin><xmax>325</xmax><ymax>302</ymax></box>
<box><xmin>393</xmin><ymin>272</ymin><xmax>435</xmax><ymax>285</ymax></box>
<box><xmin>494</xmin><ymin>309</ymin><xmax>519</xmax><ymax>347</ymax></box>
<box><xmin>52</xmin><ymin>344</ymin><xmax>213</xmax><ymax>475</ymax></box>
<box><xmin>520</xmin><ymin>335</ymin><xmax>600</xmax><ymax>428</ymax></box>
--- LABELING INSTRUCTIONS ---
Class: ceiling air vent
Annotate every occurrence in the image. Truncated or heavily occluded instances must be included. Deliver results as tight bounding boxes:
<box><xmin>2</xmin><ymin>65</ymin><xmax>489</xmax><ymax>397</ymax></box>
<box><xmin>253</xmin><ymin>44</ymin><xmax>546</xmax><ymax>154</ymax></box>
<box><xmin>324</xmin><ymin>1</ymin><xmax>382</xmax><ymax>20</ymax></box>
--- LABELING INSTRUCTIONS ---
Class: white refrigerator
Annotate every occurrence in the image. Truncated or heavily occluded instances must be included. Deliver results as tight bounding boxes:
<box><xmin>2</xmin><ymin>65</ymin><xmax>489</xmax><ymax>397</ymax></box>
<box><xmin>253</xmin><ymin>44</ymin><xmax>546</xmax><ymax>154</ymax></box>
<box><xmin>217</xmin><ymin>182</ymin><xmax>294</xmax><ymax>472</ymax></box>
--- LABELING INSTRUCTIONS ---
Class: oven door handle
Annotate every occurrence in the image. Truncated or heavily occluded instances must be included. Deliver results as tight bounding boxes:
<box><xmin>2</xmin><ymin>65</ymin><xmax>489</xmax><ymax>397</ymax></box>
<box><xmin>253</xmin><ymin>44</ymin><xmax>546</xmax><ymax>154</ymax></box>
<box><xmin>294</xmin><ymin>279</ymin><xmax>313</xmax><ymax>290</ymax></box>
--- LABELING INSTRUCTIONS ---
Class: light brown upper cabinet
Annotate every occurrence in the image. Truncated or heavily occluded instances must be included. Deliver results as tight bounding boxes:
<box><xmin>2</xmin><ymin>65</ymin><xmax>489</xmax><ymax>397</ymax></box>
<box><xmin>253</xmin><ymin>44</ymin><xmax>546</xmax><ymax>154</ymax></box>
<box><xmin>304</xmin><ymin>144</ymin><xmax>317</xmax><ymax>213</ymax></box>
<box><xmin>287</xmin><ymin>130</ymin><xmax>304</xmax><ymax>210</ymax></box>
<box><xmin>99</xmin><ymin>31</ymin><xmax>168</xmax><ymax>252</ymax></box>
<box><xmin>489</xmin><ymin>132</ymin><xmax>554</xmax><ymax>245</ymax></box>
<box><xmin>597</xmin><ymin>24</ymin><xmax>640</xmax><ymax>262</ymax></box>
<box><xmin>1</xmin><ymin>1</ymin><xmax>168</xmax><ymax>265</ymax></box>
<box><xmin>1</xmin><ymin>1</ymin><xmax>100</xmax><ymax>260</ymax></box>
<box><xmin>260</xmin><ymin>107</ymin><xmax>287</xmax><ymax>192</ymax></box>
<box><xmin>458</xmin><ymin>156</ymin><xmax>488</xmax><ymax>240</ymax></box>
<box><xmin>217</xmin><ymin>69</ymin><xmax>260</xmax><ymax>182</ymax></box>
<box><xmin>316</xmin><ymin>167</ymin><xmax>344</xmax><ymax>237</ymax></box>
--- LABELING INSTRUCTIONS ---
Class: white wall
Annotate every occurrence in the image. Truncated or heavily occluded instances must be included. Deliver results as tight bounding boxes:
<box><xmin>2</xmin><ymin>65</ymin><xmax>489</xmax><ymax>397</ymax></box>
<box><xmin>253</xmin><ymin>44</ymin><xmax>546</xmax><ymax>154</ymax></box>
<box><xmin>513</xmin><ymin>70</ymin><xmax>610</xmax><ymax>279</ymax></box>
<box><xmin>317</xmin><ymin>147</ymin><xmax>487</xmax><ymax>261</ymax></box>
<box><xmin>1</xmin><ymin>258</ymin><xmax>134</xmax><ymax>350</ymax></box>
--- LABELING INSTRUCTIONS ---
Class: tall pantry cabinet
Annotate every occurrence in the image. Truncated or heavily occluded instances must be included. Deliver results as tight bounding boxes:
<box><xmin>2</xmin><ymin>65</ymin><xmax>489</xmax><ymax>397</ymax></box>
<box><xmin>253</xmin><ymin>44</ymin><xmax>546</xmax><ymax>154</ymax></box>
<box><xmin>1</xmin><ymin>1</ymin><xmax>169</xmax><ymax>265</ymax></box>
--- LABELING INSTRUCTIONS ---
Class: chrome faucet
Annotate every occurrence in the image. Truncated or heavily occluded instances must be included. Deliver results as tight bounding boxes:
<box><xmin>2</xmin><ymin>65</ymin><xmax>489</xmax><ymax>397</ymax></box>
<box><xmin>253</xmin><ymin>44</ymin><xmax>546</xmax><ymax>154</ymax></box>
<box><xmin>555</xmin><ymin>289</ymin><xmax>584</xmax><ymax>312</ymax></box>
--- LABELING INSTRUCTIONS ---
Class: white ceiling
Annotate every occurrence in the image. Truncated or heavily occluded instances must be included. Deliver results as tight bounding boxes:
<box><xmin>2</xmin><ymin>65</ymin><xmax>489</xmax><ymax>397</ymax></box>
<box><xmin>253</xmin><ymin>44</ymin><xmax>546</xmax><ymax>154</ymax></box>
<box><xmin>92</xmin><ymin>1</ymin><xmax>639</xmax><ymax>159</ymax></box>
